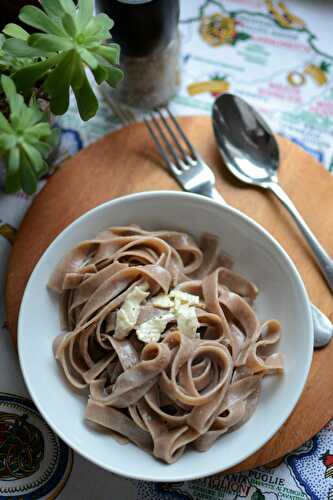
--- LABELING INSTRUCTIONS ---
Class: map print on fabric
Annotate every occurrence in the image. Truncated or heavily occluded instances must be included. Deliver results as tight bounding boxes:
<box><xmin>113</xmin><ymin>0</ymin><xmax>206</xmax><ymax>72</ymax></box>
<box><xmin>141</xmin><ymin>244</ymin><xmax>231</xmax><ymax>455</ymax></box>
<box><xmin>0</xmin><ymin>223</ymin><xmax>16</xmax><ymax>245</ymax></box>
<box><xmin>177</xmin><ymin>0</ymin><xmax>333</xmax><ymax>169</ymax></box>
<box><xmin>286</xmin><ymin>421</ymin><xmax>333</xmax><ymax>500</ymax></box>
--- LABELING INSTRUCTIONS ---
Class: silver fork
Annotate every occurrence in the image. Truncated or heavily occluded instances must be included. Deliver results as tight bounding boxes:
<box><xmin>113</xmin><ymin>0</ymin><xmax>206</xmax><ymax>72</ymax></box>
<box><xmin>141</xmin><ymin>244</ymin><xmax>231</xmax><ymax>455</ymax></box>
<box><xmin>144</xmin><ymin>107</ymin><xmax>226</xmax><ymax>204</ymax></box>
<box><xmin>102</xmin><ymin>94</ymin><xmax>226</xmax><ymax>204</ymax></box>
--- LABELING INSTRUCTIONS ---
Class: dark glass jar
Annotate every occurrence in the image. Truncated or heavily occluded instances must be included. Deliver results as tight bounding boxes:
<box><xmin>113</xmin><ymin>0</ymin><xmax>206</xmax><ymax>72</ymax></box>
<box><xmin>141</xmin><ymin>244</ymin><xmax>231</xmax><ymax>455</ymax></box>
<box><xmin>98</xmin><ymin>0</ymin><xmax>179</xmax><ymax>57</ymax></box>
<box><xmin>98</xmin><ymin>0</ymin><xmax>181</xmax><ymax>109</ymax></box>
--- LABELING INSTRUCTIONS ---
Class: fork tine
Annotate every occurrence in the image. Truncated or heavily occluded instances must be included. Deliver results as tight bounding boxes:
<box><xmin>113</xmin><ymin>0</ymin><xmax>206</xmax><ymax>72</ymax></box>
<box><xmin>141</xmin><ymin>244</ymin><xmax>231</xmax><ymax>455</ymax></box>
<box><xmin>155</xmin><ymin>108</ymin><xmax>188</xmax><ymax>162</ymax></box>
<box><xmin>143</xmin><ymin>117</ymin><xmax>179</xmax><ymax>176</ymax></box>
<box><xmin>165</xmin><ymin>106</ymin><xmax>198</xmax><ymax>160</ymax></box>
<box><xmin>146</xmin><ymin>112</ymin><xmax>182</xmax><ymax>169</ymax></box>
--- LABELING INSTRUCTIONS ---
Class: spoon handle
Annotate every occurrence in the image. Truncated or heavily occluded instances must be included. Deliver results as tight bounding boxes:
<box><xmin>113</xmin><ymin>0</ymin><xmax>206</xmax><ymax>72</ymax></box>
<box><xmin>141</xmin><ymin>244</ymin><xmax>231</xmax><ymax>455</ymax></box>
<box><xmin>311</xmin><ymin>303</ymin><xmax>333</xmax><ymax>348</ymax></box>
<box><xmin>268</xmin><ymin>182</ymin><xmax>333</xmax><ymax>293</ymax></box>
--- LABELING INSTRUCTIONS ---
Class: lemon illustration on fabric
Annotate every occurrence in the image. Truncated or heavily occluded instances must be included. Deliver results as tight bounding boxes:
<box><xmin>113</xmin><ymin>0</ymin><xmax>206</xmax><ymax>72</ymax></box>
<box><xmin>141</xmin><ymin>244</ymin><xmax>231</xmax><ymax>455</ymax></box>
<box><xmin>199</xmin><ymin>13</ymin><xmax>250</xmax><ymax>47</ymax></box>
<box><xmin>188</xmin><ymin>73</ymin><xmax>230</xmax><ymax>97</ymax></box>
<box><xmin>287</xmin><ymin>61</ymin><xmax>330</xmax><ymax>87</ymax></box>
<box><xmin>0</xmin><ymin>222</ymin><xmax>16</xmax><ymax>244</ymax></box>
<box><xmin>265</xmin><ymin>0</ymin><xmax>305</xmax><ymax>29</ymax></box>
<box><xmin>304</xmin><ymin>61</ymin><xmax>331</xmax><ymax>86</ymax></box>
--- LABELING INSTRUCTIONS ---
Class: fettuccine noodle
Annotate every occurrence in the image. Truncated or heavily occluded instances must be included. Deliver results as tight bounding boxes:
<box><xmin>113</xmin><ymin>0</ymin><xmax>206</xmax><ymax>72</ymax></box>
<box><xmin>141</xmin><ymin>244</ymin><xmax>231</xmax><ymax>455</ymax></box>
<box><xmin>49</xmin><ymin>226</ymin><xmax>283</xmax><ymax>464</ymax></box>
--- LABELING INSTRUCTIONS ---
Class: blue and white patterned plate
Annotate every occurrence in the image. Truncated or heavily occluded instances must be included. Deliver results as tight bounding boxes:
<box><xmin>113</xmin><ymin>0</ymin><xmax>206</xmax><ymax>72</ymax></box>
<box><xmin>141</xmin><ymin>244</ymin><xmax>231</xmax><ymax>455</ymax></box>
<box><xmin>0</xmin><ymin>393</ymin><xmax>72</xmax><ymax>499</ymax></box>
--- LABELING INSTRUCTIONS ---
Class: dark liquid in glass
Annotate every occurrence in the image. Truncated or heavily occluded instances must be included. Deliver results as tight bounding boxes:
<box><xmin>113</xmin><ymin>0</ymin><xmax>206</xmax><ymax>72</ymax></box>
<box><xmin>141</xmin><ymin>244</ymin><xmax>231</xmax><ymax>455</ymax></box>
<box><xmin>97</xmin><ymin>0</ymin><xmax>180</xmax><ymax>58</ymax></box>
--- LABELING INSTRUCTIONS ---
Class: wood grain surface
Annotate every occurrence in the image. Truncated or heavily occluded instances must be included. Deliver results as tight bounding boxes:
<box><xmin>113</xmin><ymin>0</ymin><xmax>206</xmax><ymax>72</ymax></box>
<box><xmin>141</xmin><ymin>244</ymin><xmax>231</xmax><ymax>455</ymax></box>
<box><xmin>5</xmin><ymin>116</ymin><xmax>333</xmax><ymax>473</ymax></box>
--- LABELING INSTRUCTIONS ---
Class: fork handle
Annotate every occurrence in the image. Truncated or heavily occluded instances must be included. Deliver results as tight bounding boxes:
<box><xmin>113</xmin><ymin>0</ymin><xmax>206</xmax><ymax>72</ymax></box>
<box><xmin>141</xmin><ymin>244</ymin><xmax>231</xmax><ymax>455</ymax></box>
<box><xmin>210</xmin><ymin>188</ymin><xmax>228</xmax><ymax>205</ymax></box>
<box><xmin>268</xmin><ymin>181</ymin><xmax>333</xmax><ymax>293</ymax></box>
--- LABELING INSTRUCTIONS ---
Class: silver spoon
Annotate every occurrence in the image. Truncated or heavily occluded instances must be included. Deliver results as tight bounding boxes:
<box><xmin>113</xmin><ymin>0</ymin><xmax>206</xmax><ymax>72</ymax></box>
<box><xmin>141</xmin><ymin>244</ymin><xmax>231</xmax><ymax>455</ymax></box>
<box><xmin>212</xmin><ymin>93</ymin><xmax>332</xmax><ymax>348</ymax></box>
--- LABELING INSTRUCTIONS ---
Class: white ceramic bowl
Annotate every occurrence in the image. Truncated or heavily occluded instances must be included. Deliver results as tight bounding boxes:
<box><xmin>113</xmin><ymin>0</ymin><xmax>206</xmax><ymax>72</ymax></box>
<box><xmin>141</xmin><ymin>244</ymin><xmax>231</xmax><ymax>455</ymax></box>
<box><xmin>18</xmin><ymin>191</ymin><xmax>313</xmax><ymax>482</ymax></box>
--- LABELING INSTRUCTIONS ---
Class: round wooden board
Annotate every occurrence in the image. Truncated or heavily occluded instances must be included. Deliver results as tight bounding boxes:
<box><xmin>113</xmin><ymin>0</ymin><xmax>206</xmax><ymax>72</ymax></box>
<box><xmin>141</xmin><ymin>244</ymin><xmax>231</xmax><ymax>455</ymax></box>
<box><xmin>5</xmin><ymin>116</ymin><xmax>333</xmax><ymax>474</ymax></box>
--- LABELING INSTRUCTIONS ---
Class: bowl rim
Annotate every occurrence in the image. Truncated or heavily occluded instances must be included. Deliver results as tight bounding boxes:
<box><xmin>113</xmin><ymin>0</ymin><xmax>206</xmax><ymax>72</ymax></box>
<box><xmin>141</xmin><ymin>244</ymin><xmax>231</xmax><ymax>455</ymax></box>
<box><xmin>18</xmin><ymin>190</ymin><xmax>314</xmax><ymax>481</ymax></box>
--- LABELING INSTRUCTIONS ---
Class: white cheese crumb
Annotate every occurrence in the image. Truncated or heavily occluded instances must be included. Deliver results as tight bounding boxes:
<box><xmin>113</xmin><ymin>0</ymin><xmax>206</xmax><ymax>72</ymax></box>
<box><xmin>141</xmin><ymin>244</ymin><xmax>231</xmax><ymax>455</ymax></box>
<box><xmin>133</xmin><ymin>287</ymin><xmax>200</xmax><ymax>343</ymax></box>
<box><xmin>168</xmin><ymin>290</ymin><xmax>200</xmax><ymax>338</ymax></box>
<box><xmin>114</xmin><ymin>282</ymin><xmax>149</xmax><ymax>338</ymax></box>
<box><xmin>136</xmin><ymin>314</ymin><xmax>174</xmax><ymax>343</ymax></box>
<box><xmin>173</xmin><ymin>304</ymin><xmax>199</xmax><ymax>338</ymax></box>
<box><xmin>169</xmin><ymin>290</ymin><xmax>200</xmax><ymax>309</ymax></box>
<box><xmin>151</xmin><ymin>293</ymin><xmax>173</xmax><ymax>309</ymax></box>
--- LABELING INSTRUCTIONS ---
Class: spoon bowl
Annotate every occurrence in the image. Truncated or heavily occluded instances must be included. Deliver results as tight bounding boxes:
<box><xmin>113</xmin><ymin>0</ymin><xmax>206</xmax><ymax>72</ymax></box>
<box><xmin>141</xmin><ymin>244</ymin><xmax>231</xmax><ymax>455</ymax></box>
<box><xmin>213</xmin><ymin>93</ymin><xmax>279</xmax><ymax>185</ymax></box>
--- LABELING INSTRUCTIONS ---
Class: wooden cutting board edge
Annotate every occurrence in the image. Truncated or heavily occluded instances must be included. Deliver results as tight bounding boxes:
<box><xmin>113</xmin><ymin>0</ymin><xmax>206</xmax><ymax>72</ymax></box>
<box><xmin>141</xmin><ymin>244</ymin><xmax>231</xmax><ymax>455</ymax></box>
<box><xmin>5</xmin><ymin>116</ymin><xmax>333</xmax><ymax>474</ymax></box>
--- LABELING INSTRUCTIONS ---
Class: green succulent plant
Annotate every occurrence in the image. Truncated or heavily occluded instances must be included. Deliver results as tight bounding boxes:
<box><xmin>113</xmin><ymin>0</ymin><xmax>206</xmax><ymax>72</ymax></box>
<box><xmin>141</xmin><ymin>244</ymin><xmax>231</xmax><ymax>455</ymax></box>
<box><xmin>3</xmin><ymin>0</ymin><xmax>123</xmax><ymax>121</ymax></box>
<box><xmin>0</xmin><ymin>33</ymin><xmax>34</xmax><ymax>73</ymax></box>
<box><xmin>0</xmin><ymin>75</ymin><xmax>59</xmax><ymax>194</ymax></box>
<box><xmin>0</xmin><ymin>0</ymin><xmax>123</xmax><ymax>195</ymax></box>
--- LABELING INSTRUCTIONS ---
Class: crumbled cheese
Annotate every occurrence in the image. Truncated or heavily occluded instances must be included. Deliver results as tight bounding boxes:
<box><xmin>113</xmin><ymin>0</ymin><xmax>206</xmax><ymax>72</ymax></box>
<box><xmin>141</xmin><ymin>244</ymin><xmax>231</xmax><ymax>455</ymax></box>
<box><xmin>136</xmin><ymin>314</ymin><xmax>174</xmax><ymax>343</ymax></box>
<box><xmin>134</xmin><ymin>287</ymin><xmax>200</xmax><ymax>343</ymax></box>
<box><xmin>173</xmin><ymin>304</ymin><xmax>199</xmax><ymax>338</ymax></box>
<box><xmin>169</xmin><ymin>289</ymin><xmax>200</xmax><ymax>309</ymax></box>
<box><xmin>151</xmin><ymin>293</ymin><xmax>173</xmax><ymax>309</ymax></box>
<box><xmin>115</xmin><ymin>282</ymin><xmax>149</xmax><ymax>338</ymax></box>
<box><xmin>168</xmin><ymin>290</ymin><xmax>200</xmax><ymax>337</ymax></box>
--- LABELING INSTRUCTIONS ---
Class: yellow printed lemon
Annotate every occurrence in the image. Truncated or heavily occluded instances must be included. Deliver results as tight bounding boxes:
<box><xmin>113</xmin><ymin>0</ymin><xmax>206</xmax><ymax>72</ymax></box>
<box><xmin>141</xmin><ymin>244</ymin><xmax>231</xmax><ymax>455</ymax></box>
<box><xmin>187</xmin><ymin>80</ymin><xmax>230</xmax><ymax>96</ymax></box>
<box><xmin>304</xmin><ymin>62</ymin><xmax>330</xmax><ymax>86</ymax></box>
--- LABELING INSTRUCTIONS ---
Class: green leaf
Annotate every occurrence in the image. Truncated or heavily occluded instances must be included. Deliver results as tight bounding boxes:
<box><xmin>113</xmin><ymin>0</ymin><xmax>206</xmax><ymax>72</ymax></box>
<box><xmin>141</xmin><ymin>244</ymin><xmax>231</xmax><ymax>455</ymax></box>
<box><xmin>20</xmin><ymin>152</ymin><xmax>38</xmax><ymax>194</ymax></box>
<box><xmin>0</xmin><ymin>134</ymin><xmax>16</xmax><ymax>150</ymax></box>
<box><xmin>95</xmin><ymin>44</ymin><xmax>120</xmax><ymax>65</ymax></box>
<box><xmin>79</xmin><ymin>48</ymin><xmax>98</xmax><ymax>69</ymax></box>
<box><xmin>4</xmin><ymin>38</ymin><xmax>48</xmax><ymax>58</ymax></box>
<box><xmin>19</xmin><ymin>6</ymin><xmax>66</xmax><ymax>37</ymax></box>
<box><xmin>29</xmin><ymin>33</ymin><xmax>73</xmax><ymax>52</ymax></box>
<box><xmin>47</xmin><ymin>127</ymin><xmax>60</xmax><ymax>149</ymax></box>
<box><xmin>44</xmin><ymin>50</ymin><xmax>76</xmax><ymax>114</ymax></box>
<box><xmin>37</xmin><ymin>161</ymin><xmax>49</xmax><ymax>176</ymax></box>
<box><xmin>40</xmin><ymin>0</ymin><xmax>65</xmax><ymax>19</ymax></box>
<box><xmin>95</xmin><ymin>14</ymin><xmax>114</xmax><ymax>32</ymax></box>
<box><xmin>84</xmin><ymin>15</ymin><xmax>113</xmax><ymax>39</ymax></box>
<box><xmin>24</xmin><ymin>103</ymin><xmax>44</xmax><ymax>126</ymax></box>
<box><xmin>59</xmin><ymin>0</ymin><xmax>77</xmax><ymax>17</ymax></box>
<box><xmin>13</xmin><ymin>57</ymin><xmax>58</xmax><ymax>91</ymax></box>
<box><xmin>34</xmin><ymin>141</ymin><xmax>52</xmax><ymax>156</ymax></box>
<box><xmin>62</xmin><ymin>12</ymin><xmax>77</xmax><ymax>38</ymax></box>
<box><xmin>0</xmin><ymin>112</ymin><xmax>13</xmax><ymax>134</ymax></box>
<box><xmin>71</xmin><ymin>59</ymin><xmax>85</xmax><ymax>90</ymax></box>
<box><xmin>22</xmin><ymin>142</ymin><xmax>44</xmax><ymax>173</ymax></box>
<box><xmin>105</xmin><ymin>65</ymin><xmax>123</xmax><ymax>87</ymax></box>
<box><xmin>236</xmin><ymin>32</ymin><xmax>251</xmax><ymax>41</ymax></box>
<box><xmin>5</xmin><ymin>168</ymin><xmax>21</xmax><ymax>193</ymax></box>
<box><xmin>1</xmin><ymin>75</ymin><xmax>17</xmax><ymax>107</ymax></box>
<box><xmin>1</xmin><ymin>76</ymin><xmax>25</xmax><ymax>119</ymax></box>
<box><xmin>8</xmin><ymin>147</ymin><xmax>20</xmax><ymax>174</ymax></box>
<box><xmin>15</xmin><ymin>106</ymin><xmax>37</xmax><ymax>129</ymax></box>
<box><xmin>92</xmin><ymin>65</ymin><xmax>107</xmax><ymax>84</ymax></box>
<box><xmin>10</xmin><ymin>95</ymin><xmax>25</xmax><ymax>122</ymax></box>
<box><xmin>73</xmin><ymin>68</ymin><xmax>98</xmax><ymax>121</ymax></box>
<box><xmin>26</xmin><ymin>122</ymin><xmax>53</xmax><ymax>138</ymax></box>
<box><xmin>77</xmin><ymin>0</ymin><xmax>94</xmax><ymax>30</ymax></box>
<box><xmin>3</xmin><ymin>23</ymin><xmax>29</xmax><ymax>41</ymax></box>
